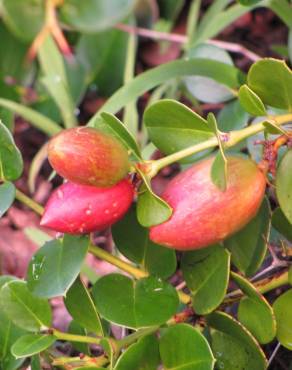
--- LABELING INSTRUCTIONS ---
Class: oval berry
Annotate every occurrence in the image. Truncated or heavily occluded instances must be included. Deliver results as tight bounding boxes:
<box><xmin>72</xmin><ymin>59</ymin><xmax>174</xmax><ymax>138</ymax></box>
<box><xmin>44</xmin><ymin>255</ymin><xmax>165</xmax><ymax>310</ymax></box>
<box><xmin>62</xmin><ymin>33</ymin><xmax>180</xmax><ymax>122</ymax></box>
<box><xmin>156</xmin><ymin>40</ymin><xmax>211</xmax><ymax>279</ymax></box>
<box><xmin>48</xmin><ymin>127</ymin><xmax>131</xmax><ymax>187</ymax></box>
<box><xmin>150</xmin><ymin>156</ymin><xmax>266</xmax><ymax>250</ymax></box>
<box><xmin>40</xmin><ymin>179</ymin><xmax>134</xmax><ymax>234</ymax></box>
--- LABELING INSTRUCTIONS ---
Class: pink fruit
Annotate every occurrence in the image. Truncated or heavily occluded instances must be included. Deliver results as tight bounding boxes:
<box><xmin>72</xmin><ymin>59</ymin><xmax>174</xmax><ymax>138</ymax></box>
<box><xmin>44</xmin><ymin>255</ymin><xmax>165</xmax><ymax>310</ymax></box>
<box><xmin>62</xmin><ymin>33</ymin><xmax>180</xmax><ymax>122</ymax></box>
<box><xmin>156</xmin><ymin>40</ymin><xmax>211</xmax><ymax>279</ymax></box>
<box><xmin>150</xmin><ymin>156</ymin><xmax>266</xmax><ymax>250</ymax></box>
<box><xmin>40</xmin><ymin>179</ymin><xmax>134</xmax><ymax>234</ymax></box>
<box><xmin>48</xmin><ymin>127</ymin><xmax>130</xmax><ymax>187</ymax></box>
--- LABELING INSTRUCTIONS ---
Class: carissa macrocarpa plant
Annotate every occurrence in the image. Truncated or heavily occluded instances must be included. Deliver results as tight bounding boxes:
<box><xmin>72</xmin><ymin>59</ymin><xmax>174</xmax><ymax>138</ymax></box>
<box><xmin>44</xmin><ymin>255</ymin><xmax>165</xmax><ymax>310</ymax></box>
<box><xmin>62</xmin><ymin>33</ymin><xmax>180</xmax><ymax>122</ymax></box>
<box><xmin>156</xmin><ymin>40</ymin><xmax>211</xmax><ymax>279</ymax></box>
<box><xmin>0</xmin><ymin>2</ymin><xmax>292</xmax><ymax>369</ymax></box>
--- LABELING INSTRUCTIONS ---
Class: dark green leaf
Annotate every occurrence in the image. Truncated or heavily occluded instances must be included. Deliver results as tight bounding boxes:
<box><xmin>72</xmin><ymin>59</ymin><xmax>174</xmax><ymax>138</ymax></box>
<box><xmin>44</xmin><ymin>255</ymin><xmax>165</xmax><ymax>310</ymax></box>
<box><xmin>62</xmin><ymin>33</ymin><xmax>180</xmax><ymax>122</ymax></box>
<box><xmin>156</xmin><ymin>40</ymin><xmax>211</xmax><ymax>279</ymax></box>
<box><xmin>144</xmin><ymin>99</ymin><xmax>213</xmax><ymax>163</ymax></box>
<box><xmin>64</xmin><ymin>278</ymin><xmax>103</xmax><ymax>335</ymax></box>
<box><xmin>115</xmin><ymin>335</ymin><xmax>160</xmax><ymax>370</ymax></box>
<box><xmin>207</xmin><ymin>312</ymin><xmax>267</xmax><ymax>370</ymax></box>
<box><xmin>68</xmin><ymin>321</ymin><xmax>90</xmax><ymax>355</ymax></box>
<box><xmin>238</xmin><ymin>84</ymin><xmax>267</xmax><ymax>116</ymax></box>
<box><xmin>159</xmin><ymin>324</ymin><xmax>215</xmax><ymax>370</ymax></box>
<box><xmin>0</xmin><ymin>280</ymin><xmax>52</xmax><ymax>332</ymax></box>
<box><xmin>60</xmin><ymin>0</ymin><xmax>135</xmax><ymax>33</ymax></box>
<box><xmin>273</xmin><ymin>289</ymin><xmax>292</xmax><ymax>350</ymax></box>
<box><xmin>182</xmin><ymin>245</ymin><xmax>230</xmax><ymax>315</ymax></box>
<box><xmin>0</xmin><ymin>182</ymin><xmax>15</xmax><ymax>218</ymax></box>
<box><xmin>247</xmin><ymin>58</ymin><xmax>292</xmax><ymax>111</ymax></box>
<box><xmin>92</xmin><ymin>274</ymin><xmax>179</xmax><ymax>329</ymax></box>
<box><xmin>27</xmin><ymin>235</ymin><xmax>89</xmax><ymax>298</ymax></box>
<box><xmin>1</xmin><ymin>0</ymin><xmax>44</xmax><ymax>41</ymax></box>
<box><xmin>276</xmin><ymin>150</ymin><xmax>292</xmax><ymax>223</ymax></box>
<box><xmin>272</xmin><ymin>207</ymin><xmax>292</xmax><ymax>242</ymax></box>
<box><xmin>224</xmin><ymin>197</ymin><xmax>270</xmax><ymax>276</ymax></box>
<box><xmin>231</xmin><ymin>272</ymin><xmax>276</xmax><ymax>344</ymax></box>
<box><xmin>238</xmin><ymin>0</ymin><xmax>263</xmax><ymax>5</ymax></box>
<box><xmin>31</xmin><ymin>355</ymin><xmax>42</xmax><ymax>370</ymax></box>
<box><xmin>0</xmin><ymin>120</ymin><xmax>23</xmax><ymax>181</ymax></box>
<box><xmin>112</xmin><ymin>206</ymin><xmax>176</xmax><ymax>279</ymax></box>
<box><xmin>11</xmin><ymin>334</ymin><xmax>56</xmax><ymax>358</ymax></box>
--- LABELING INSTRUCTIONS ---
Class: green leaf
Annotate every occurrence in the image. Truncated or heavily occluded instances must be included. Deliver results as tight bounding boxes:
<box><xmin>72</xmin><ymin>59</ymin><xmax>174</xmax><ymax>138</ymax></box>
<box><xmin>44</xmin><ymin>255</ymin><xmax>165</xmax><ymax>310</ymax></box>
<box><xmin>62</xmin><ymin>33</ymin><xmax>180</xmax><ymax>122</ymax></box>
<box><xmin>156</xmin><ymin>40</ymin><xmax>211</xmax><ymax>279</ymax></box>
<box><xmin>27</xmin><ymin>235</ymin><xmax>89</xmax><ymax>298</ymax></box>
<box><xmin>1</xmin><ymin>0</ymin><xmax>44</xmax><ymax>42</ymax></box>
<box><xmin>263</xmin><ymin>120</ymin><xmax>287</xmax><ymax>135</ymax></box>
<box><xmin>238</xmin><ymin>0</ymin><xmax>263</xmax><ymax>5</ymax></box>
<box><xmin>238</xmin><ymin>84</ymin><xmax>267</xmax><ymax>116</ymax></box>
<box><xmin>112</xmin><ymin>206</ymin><xmax>176</xmax><ymax>279</ymax></box>
<box><xmin>31</xmin><ymin>355</ymin><xmax>42</xmax><ymax>370</ymax></box>
<box><xmin>276</xmin><ymin>149</ymin><xmax>292</xmax><ymax>223</ymax></box>
<box><xmin>273</xmin><ymin>289</ymin><xmax>292</xmax><ymax>350</ymax></box>
<box><xmin>272</xmin><ymin>207</ymin><xmax>292</xmax><ymax>242</ymax></box>
<box><xmin>0</xmin><ymin>120</ymin><xmax>23</xmax><ymax>181</ymax></box>
<box><xmin>92</xmin><ymin>274</ymin><xmax>179</xmax><ymax>329</ymax></box>
<box><xmin>144</xmin><ymin>99</ymin><xmax>213</xmax><ymax>163</ymax></box>
<box><xmin>247</xmin><ymin>58</ymin><xmax>292</xmax><ymax>111</ymax></box>
<box><xmin>184</xmin><ymin>43</ymin><xmax>234</xmax><ymax>103</ymax></box>
<box><xmin>268</xmin><ymin>0</ymin><xmax>292</xmax><ymax>28</ymax></box>
<box><xmin>224</xmin><ymin>197</ymin><xmax>270</xmax><ymax>276</ymax></box>
<box><xmin>159</xmin><ymin>324</ymin><xmax>215</xmax><ymax>370</ymax></box>
<box><xmin>88</xmin><ymin>59</ymin><xmax>244</xmax><ymax>127</ymax></box>
<box><xmin>68</xmin><ymin>321</ymin><xmax>90</xmax><ymax>355</ymax></box>
<box><xmin>60</xmin><ymin>0</ymin><xmax>135</xmax><ymax>33</ymax></box>
<box><xmin>0</xmin><ymin>280</ymin><xmax>52</xmax><ymax>332</ymax></box>
<box><xmin>207</xmin><ymin>312</ymin><xmax>267</xmax><ymax>370</ymax></box>
<box><xmin>64</xmin><ymin>278</ymin><xmax>103</xmax><ymax>335</ymax></box>
<box><xmin>11</xmin><ymin>334</ymin><xmax>56</xmax><ymax>358</ymax></box>
<box><xmin>99</xmin><ymin>113</ymin><xmax>141</xmax><ymax>160</ymax></box>
<box><xmin>114</xmin><ymin>335</ymin><xmax>160</xmax><ymax>370</ymax></box>
<box><xmin>38</xmin><ymin>36</ymin><xmax>77</xmax><ymax>128</ymax></box>
<box><xmin>217</xmin><ymin>100</ymin><xmax>249</xmax><ymax>132</ymax></box>
<box><xmin>182</xmin><ymin>245</ymin><xmax>230</xmax><ymax>315</ymax></box>
<box><xmin>231</xmin><ymin>272</ymin><xmax>276</xmax><ymax>344</ymax></box>
<box><xmin>0</xmin><ymin>182</ymin><xmax>15</xmax><ymax>218</ymax></box>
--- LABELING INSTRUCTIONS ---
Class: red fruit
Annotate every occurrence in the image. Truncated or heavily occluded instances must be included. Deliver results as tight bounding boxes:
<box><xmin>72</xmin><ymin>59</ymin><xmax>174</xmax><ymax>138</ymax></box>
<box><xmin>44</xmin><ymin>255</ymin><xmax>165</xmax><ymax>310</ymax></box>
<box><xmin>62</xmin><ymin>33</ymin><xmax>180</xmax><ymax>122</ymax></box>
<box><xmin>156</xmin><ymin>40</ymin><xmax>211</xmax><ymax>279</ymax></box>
<box><xmin>40</xmin><ymin>179</ymin><xmax>134</xmax><ymax>234</ymax></box>
<box><xmin>48</xmin><ymin>127</ymin><xmax>130</xmax><ymax>187</ymax></box>
<box><xmin>150</xmin><ymin>156</ymin><xmax>266</xmax><ymax>250</ymax></box>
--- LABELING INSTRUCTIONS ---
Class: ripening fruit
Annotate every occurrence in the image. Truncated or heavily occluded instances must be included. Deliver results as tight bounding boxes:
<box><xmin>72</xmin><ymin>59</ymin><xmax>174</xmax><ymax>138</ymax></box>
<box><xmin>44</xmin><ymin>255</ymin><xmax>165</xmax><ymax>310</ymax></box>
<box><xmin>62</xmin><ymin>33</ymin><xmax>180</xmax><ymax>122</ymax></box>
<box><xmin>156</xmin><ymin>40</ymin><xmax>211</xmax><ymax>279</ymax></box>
<box><xmin>48</xmin><ymin>127</ymin><xmax>131</xmax><ymax>187</ymax></box>
<box><xmin>150</xmin><ymin>156</ymin><xmax>266</xmax><ymax>250</ymax></box>
<box><xmin>40</xmin><ymin>179</ymin><xmax>134</xmax><ymax>234</ymax></box>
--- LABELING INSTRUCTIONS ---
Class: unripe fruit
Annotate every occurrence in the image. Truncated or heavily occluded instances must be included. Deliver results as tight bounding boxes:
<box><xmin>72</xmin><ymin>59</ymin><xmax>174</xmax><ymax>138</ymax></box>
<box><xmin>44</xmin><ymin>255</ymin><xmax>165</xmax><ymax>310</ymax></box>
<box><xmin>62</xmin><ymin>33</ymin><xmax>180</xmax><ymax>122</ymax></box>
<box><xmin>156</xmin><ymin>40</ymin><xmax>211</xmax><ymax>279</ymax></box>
<box><xmin>150</xmin><ymin>156</ymin><xmax>266</xmax><ymax>250</ymax></box>
<box><xmin>48</xmin><ymin>127</ymin><xmax>130</xmax><ymax>187</ymax></box>
<box><xmin>40</xmin><ymin>179</ymin><xmax>134</xmax><ymax>234</ymax></box>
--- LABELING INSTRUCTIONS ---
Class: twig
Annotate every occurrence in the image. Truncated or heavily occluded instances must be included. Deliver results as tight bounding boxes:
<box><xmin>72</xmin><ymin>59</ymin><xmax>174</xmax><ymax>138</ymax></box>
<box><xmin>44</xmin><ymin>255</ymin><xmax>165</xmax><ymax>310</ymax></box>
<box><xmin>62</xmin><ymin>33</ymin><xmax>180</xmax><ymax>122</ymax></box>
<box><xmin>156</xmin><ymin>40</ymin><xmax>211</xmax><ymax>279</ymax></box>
<box><xmin>268</xmin><ymin>342</ymin><xmax>281</xmax><ymax>368</ymax></box>
<box><xmin>115</xmin><ymin>23</ymin><xmax>261</xmax><ymax>61</ymax></box>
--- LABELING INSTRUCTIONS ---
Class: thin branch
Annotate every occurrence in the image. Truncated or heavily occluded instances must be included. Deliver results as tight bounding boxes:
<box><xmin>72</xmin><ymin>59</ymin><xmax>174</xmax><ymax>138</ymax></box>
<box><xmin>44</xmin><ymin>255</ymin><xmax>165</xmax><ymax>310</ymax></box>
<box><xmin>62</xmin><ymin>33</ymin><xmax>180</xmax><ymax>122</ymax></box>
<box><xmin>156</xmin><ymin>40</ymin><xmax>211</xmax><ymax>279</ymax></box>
<box><xmin>268</xmin><ymin>342</ymin><xmax>281</xmax><ymax>368</ymax></box>
<box><xmin>115</xmin><ymin>23</ymin><xmax>261</xmax><ymax>61</ymax></box>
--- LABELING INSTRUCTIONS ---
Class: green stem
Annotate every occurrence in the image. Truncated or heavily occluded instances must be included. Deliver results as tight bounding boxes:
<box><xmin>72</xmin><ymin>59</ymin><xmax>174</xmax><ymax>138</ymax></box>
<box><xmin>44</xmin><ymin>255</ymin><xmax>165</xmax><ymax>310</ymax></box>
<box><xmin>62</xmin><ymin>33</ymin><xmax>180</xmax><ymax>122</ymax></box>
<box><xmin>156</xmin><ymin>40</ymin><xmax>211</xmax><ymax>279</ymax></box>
<box><xmin>53</xmin><ymin>329</ymin><xmax>101</xmax><ymax>345</ymax></box>
<box><xmin>149</xmin><ymin>113</ymin><xmax>292</xmax><ymax>177</ymax></box>
<box><xmin>116</xmin><ymin>326</ymin><xmax>159</xmax><ymax>350</ymax></box>
<box><xmin>15</xmin><ymin>189</ymin><xmax>44</xmax><ymax>215</ymax></box>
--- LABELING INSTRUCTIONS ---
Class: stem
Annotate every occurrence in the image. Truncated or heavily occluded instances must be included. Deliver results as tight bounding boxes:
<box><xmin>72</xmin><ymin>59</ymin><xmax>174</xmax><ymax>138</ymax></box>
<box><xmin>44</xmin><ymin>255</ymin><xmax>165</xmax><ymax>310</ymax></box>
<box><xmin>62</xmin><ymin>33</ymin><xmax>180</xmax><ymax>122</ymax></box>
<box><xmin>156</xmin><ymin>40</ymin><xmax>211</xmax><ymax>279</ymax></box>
<box><xmin>15</xmin><ymin>189</ymin><xmax>44</xmax><ymax>216</ymax></box>
<box><xmin>52</xmin><ymin>329</ymin><xmax>102</xmax><ymax>345</ymax></box>
<box><xmin>116</xmin><ymin>326</ymin><xmax>159</xmax><ymax>350</ymax></box>
<box><xmin>149</xmin><ymin>113</ymin><xmax>292</xmax><ymax>177</ymax></box>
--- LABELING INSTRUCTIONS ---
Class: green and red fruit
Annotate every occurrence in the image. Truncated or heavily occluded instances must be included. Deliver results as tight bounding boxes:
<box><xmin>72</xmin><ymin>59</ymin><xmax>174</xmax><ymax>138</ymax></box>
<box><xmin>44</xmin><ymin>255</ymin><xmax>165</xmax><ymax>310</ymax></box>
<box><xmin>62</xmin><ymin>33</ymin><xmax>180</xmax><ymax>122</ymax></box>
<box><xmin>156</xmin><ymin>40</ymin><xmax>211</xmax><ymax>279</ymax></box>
<box><xmin>40</xmin><ymin>179</ymin><xmax>134</xmax><ymax>234</ymax></box>
<box><xmin>48</xmin><ymin>127</ymin><xmax>131</xmax><ymax>187</ymax></box>
<box><xmin>150</xmin><ymin>156</ymin><xmax>266</xmax><ymax>250</ymax></box>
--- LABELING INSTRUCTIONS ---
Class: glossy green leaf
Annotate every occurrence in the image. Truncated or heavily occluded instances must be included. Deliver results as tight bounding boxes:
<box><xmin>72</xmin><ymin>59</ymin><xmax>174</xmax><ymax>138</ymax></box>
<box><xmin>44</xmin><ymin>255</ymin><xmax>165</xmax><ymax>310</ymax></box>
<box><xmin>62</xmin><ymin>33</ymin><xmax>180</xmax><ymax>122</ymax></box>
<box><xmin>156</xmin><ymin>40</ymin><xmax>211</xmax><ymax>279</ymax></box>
<box><xmin>207</xmin><ymin>312</ymin><xmax>267</xmax><ymax>370</ymax></box>
<box><xmin>224</xmin><ymin>197</ymin><xmax>270</xmax><ymax>276</ymax></box>
<box><xmin>0</xmin><ymin>120</ymin><xmax>23</xmax><ymax>181</ymax></box>
<box><xmin>276</xmin><ymin>150</ymin><xmax>292</xmax><ymax>223</ymax></box>
<box><xmin>0</xmin><ymin>280</ymin><xmax>52</xmax><ymax>332</ymax></box>
<box><xmin>184</xmin><ymin>43</ymin><xmax>234</xmax><ymax>103</ymax></box>
<box><xmin>92</xmin><ymin>274</ymin><xmax>179</xmax><ymax>329</ymax></box>
<box><xmin>99</xmin><ymin>113</ymin><xmax>141</xmax><ymax>160</ymax></box>
<box><xmin>217</xmin><ymin>100</ymin><xmax>249</xmax><ymax>132</ymax></box>
<box><xmin>11</xmin><ymin>334</ymin><xmax>56</xmax><ymax>358</ymax></box>
<box><xmin>182</xmin><ymin>245</ymin><xmax>230</xmax><ymax>315</ymax></box>
<box><xmin>247</xmin><ymin>58</ymin><xmax>292</xmax><ymax>111</ymax></box>
<box><xmin>1</xmin><ymin>0</ymin><xmax>44</xmax><ymax>42</ymax></box>
<box><xmin>144</xmin><ymin>99</ymin><xmax>213</xmax><ymax>163</ymax></box>
<box><xmin>238</xmin><ymin>84</ymin><xmax>267</xmax><ymax>116</ymax></box>
<box><xmin>272</xmin><ymin>207</ymin><xmax>292</xmax><ymax>242</ymax></box>
<box><xmin>64</xmin><ymin>278</ymin><xmax>103</xmax><ymax>335</ymax></box>
<box><xmin>27</xmin><ymin>235</ymin><xmax>89</xmax><ymax>298</ymax></box>
<box><xmin>231</xmin><ymin>272</ymin><xmax>276</xmax><ymax>344</ymax></box>
<box><xmin>0</xmin><ymin>182</ymin><xmax>15</xmax><ymax>218</ymax></box>
<box><xmin>159</xmin><ymin>324</ymin><xmax>215</xmax><ymax>370</ymax></box>
<box><xmin>89</xmin><ymin>59</ymin><xmax>244</xmax><ymax>128</ymax></box>
<box><xmin>60</xmin><ymin>0</ymin><xmax>135</xmax><ymax>32</ymax></box>
<box><xmin>112</xmin><ymin>206</ymin><xmax>176</xmax><ymax>279</ymax></box>
<box><xmin>115</xmin><ymin>335</ymin><xmax>160</xmax><ymax>370</ymax></box>
<box><xmin>273</xmin><ymin>289</ymin><xmax>292</xmax><ymax>350</ymax></box>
